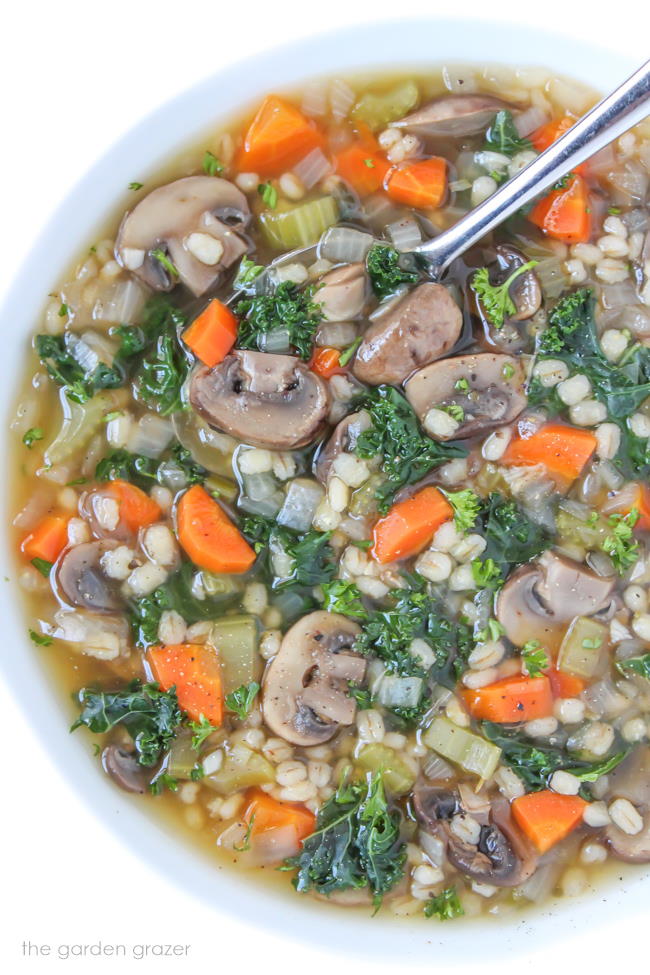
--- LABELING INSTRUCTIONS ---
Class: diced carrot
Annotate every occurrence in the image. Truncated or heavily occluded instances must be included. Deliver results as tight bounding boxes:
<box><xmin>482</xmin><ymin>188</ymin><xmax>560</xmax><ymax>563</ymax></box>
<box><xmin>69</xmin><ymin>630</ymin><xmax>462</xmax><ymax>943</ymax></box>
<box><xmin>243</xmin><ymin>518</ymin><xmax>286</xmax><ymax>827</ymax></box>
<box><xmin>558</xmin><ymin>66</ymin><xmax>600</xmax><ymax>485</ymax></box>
<box><xmin>511</xmin><ymin>790</ymin><xmax>587</xmax><ymax>853</ymax></box>
<box><xmin>148</xmin><ymin>643</ymin><xmax>223</xmax><ymax>725</ymax></box>
<box><xmin>310</xmin><ymin>346</ymin><xmax>345</xmax><ymax>378</ymax></box>
<box><xmin>372</xmin><ymin>486</ymin><xmax>453</xmax><ymax>564</ymax></box>
<box><xmin>386</xmin><ymin>157</ymin><xmax>447</xmax><ymax>209</ymax></box>
<box><xmin>335</xmin><ymin>143</ymin><xmax>390</xmax><ymax>196</ymax></box>
<box><xmin>530</xmin><ymin>116</ymin><xmax>587</xmax><ymax>177</ymax></box>
<box><xmin>501</xmin><ymin>423</ymin><xmax>597</xmax><ymax>490</ymax></box>
<box><xmin>243</xmin><ymin>787</ymin><xmax>316</xmax><ymax>842</ymax></box>
<box><xmin>106</xmin><ymin>480</ymin><xmax>162</xmax><ymax>532</ymax></box>
<box><xmin>462</xmin><ymin>675</ymin><xmax>554</xmax><ymax>723</ymax></box>
<box><xmin>548</xmin><ymin>668</ymin><xmax>586</xmax><ymax>699</ymax></box>
<box><xmin>21</xmin><ymin>515</ymin><xmax>69</xmax><ymax>563</ymax></box>
<box><xmin>528</xmin><ymin>173</ymin><xmax>592</xmax><ymax>244</ymax></box>
<box><xmin>182</xmin><ymin>299</ymin><xmax>238</xmax><ymax>368</ymax></box>
<box><xmin>237</xmin><ymin>95</ymin><xmax>325</xmax><ymax>177</ymax></box>
<box><xmin>177</xmin><ymin>484</ymin><xmax>255</xmax><ymax>575</ymax></box>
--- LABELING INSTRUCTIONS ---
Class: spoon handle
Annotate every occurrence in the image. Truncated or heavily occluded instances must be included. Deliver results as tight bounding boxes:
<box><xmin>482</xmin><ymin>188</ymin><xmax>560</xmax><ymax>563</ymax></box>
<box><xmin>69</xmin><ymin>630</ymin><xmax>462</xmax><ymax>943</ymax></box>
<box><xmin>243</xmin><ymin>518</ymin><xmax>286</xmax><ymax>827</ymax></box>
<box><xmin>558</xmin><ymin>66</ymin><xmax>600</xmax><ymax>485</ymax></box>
<box><xmin>413</xmin><ymin>59</ymin><xmax>650</xmax><ymax>278</ymax></box>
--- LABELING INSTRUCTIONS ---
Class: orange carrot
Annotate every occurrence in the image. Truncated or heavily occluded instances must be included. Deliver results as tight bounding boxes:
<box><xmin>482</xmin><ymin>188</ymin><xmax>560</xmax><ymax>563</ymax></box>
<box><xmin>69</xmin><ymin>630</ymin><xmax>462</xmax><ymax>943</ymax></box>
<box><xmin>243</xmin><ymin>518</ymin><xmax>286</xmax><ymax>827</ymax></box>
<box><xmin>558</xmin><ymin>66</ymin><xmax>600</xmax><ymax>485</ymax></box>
<box><xmin>21</xmin><ymin>514</ymin><xmax>69</xmax><ymax>563</ymax></box>
<box><xmin>310</xmin><ymin>346</ymin><xmax>345</xmax><ymax>378</ymax></box>
<box><xmin>548</xmin><ymin>668</ymin><xmax>586</xmax><ymax>699</ymax></box>
<box><xmin>511</xmin><ymin>790</ymin><xmax>587</xmax><ymax>853</ymax></box>
<box><xmin>530</xmin><ymin>116</ymin><xmax>575</xmax><ymax>153</ymax></box>
<box><xmin>183</xmin><ymin>299</ymin><xmax>238</xmax><ymax>368</ymax></box>
<box><xmin>237</xmin><ymin>95</ymin><xmax>325</xmax><ymax>177</ymax></box>
<box><xmin>243</xmin><ymin>787</ymin><xmax>316</xmax><ymax>842</ymax></box>
<box><xmin>462</xmin><ymin>675</ymin><xmax>554</xmax><ymax>723</ymax></box>
<box><xmin>529</xmin><ymin>172</ymin><xmax>591</xmax><ymax>244</ymax></box>
<box><xmin>335</xmin><ymin>143</ymin><xmax>389</xmax><ymax>196</ymax></box>
<box><xmin>372</xmin><ymin>486</ymin><xmax>453</xmax><ymax>564</ymax></box>
<box><xmin>148</xmin><ymin>643</ymin><xmax>223</xmax><ymax>725</ymax></box>
<box><xmin>386</xmin><ymin>157</ymin><xmax>447</xmax><ymax>209</ymax></box>
<box><xmin>106</xmin><ymin>480</ymin><xmax>162</xmax><ymax>532</ymax></box>
<box><xmin>501</xmin><ymin>423</ymin><xmax>597</xmax><ymax>490</ymax></box>
<box><xmin>177</xmin><ymin>484</ymin><xmax>255</xmax><ymax>575</ymax></box>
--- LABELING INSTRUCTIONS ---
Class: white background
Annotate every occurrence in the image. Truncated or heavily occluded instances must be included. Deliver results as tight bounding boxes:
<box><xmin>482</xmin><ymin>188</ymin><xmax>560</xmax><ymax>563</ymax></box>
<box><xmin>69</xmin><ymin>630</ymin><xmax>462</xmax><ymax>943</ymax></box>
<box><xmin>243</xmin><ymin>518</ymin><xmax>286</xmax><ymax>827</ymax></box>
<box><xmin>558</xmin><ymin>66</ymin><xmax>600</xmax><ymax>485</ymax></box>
<box><xmin>1</xmin><ymin>1</ymin><xmax>648</xmax><ymax>973</ymax></box>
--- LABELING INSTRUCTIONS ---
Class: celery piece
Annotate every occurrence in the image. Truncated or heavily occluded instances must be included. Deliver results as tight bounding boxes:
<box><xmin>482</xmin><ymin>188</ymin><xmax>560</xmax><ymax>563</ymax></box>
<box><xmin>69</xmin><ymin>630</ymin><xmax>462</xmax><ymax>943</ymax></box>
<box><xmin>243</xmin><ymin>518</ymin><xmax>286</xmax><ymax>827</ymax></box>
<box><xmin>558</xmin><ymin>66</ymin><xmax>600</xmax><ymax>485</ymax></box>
<box><xmin>352</xmin><ymin>80</ymin><xmax>419</xmax><ymax>131</ymax></box>
<box><xmin>204</xmin><ymin>474</ymin><xmax>238</xmax><ymax>503</ymax></box>
<box><xmin>210</xmin><ymin>615</ymin><xmax>260</xmax><ymax>695</ymax></box>
<box><xmin>557</xmin><ymin>616</ymin><xmax>608</xmax><ymax>679</ymax></box>
<box><xmin>261</xmin><ymin>196</ymin><xmax>339</xmax><ymax>251</ymax></box>
<box><xmin>45</xmin><ymin>389</ymin><xmax>120</xmax><ymax>465</ymax></box>
<box><xmin>349</xmin><ymin>474</ymin><xmax>384</xmax><ymax>517</ymax></box>
<box><xmin>203</xmin><ymin>743</ymin><xmax>274</xmax><ymax>794</ymax></box>
<box><xmin>167</xmin><ymin>731</ymin><xmax>200</xmax><ymax>779</ymax></box>
<box><xmin>556</xmin><ymin>508</ymin><xmax>608</xmax><ymax>551</ymax></box>
<box><xmin>355</xmin><ymin>744</ymin><xmax>416</xmax><ymax>796</ymax></box>
<box><xmin>423</xmin><ymin>716</ymin><xmax>501</xmax><ymax>780</ymax></box>
<box><xmin>201</xmin><ymin>572</ymin><xmax>242</xmax><ymax>601</ymax></box>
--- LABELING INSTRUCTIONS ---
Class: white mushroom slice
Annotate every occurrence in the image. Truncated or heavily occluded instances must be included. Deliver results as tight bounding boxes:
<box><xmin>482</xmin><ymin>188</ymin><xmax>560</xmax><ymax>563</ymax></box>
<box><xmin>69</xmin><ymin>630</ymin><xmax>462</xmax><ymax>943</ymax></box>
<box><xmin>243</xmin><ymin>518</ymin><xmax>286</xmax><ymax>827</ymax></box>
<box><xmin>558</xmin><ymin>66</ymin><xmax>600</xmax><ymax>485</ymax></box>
<box><xmin>115</xmin><ymin>176</ymin><xmax>250</xmax><ymax>296</ymax></box>
<box><xmin>190</xmin><ymin>350</ymin><xmax>330</xmax><ymax>450</ymax></box>
<box><xmin>55</xmin><ymin>540</ymin><xmax>123</xmax><ymax>613</ymax></box>
<box><xmin>317</xmin><ymin>263</ymin><xmax>369</xmax><ymax>322</ymax></box>
<box><xmin>393</xmin><ymin>93</ymin><xmax>511</xmax><ymax>139</ymax></box>
<box><xmin>262</xmin><ymin>610</ymin><xmax>365</xmax><ymax>746</ymax></box>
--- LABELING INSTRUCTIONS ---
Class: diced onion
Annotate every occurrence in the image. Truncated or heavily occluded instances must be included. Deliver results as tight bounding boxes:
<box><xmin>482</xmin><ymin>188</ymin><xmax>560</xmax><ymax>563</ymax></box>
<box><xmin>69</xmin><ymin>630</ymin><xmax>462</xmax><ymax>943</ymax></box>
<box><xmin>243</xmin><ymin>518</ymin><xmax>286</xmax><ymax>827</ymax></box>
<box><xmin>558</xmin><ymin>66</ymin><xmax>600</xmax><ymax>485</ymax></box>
<box><xmin>587</xmin><ymin>144</ymin><xmax>617</xmax><ymax>175</ymax></box>
<box><xmin>387</xmin><ymin>216</ymin><xmax>421</xmax><ymax>252</ymax></box>
<box><xmin>241</xmin><ymin>471</ymin><xmax>278</xmax><ymax>503</ymax></box>
<box><xmin>277</xmin><ymin>478</ymin><xmax>324</xmax><ymax>532</ymax></box>
<box><xmin>586</xmin><ymin>550</ymin><xmax>616</xmax><ymax>577</ymax></box>
<box><xmin>238</xmin><ymin>492</ymin><xmax>283</xmax><ymax>517</ymax></box>
<box><xmin>93</xmin><ymin>278</ymin><xmax>148</xmax><ymax>324</ymax></box>
<box><xmin>449</xmin><ymin>179</ymin><xmax>471</xmax><ymax>192</ymax></box>
<box><xmin>581</xmin><ymin>678</ymin><xmax>626</xmax><ymax>719</ymax></box>
<box><xmin>293</xmin><ymin>148</ymin><xmax>333</xmax><ymax>189</ymax></box>
<box><xmin>318</xmin><ymin>226</ymin><xmax>374</xmax><ymax>264</ymax></box>
<box><xmin>157</xmin><ymin>459</ymin><xmax>189</xmax><ymax>491</ymax></box>
<box><xmin>514</xmin><ymin>105</ymin><xmax>549</xmax><ymax>137</ymax></box>
<box><xmin>301</xmin><ymin>81</ymin><xmax>327</xmax><ymax>118</ymax></box>
<box><xmin>126</xmin><ymin>413</ymin><xmax>174</xmax><ymax>458</ymax></box>
<box><xmin>375</xmin><ymin>675</ymin><xmax>423</xmax><ymax>709</ymax></box>
<box><xmin>441</xmin><ymin>64</ymin><xmax>478</xmax><ymax>93</ymax></box>
<box><xmin>618</xmin><ymin>305</ymin><xmax>650</xmax><ymax>337</ymax></box>
<box><xmin>600</xmin><ymin>280</ymin><xmax>639</xmax><ymax>310</ymax></box>
<box><xmin>315</xmin><ymin>322</ymin><xmax>358</xmax><ymax>349</ymax></box>
<box><xmin>515</xmin><ymin>861</ymin><xmax>562</xmax><ymax>903</ymax></box>
<box><xmin>423</xmin><ymin>754</ymin><xmax>454</xmax><ymax>780</ymax></box>
<box><xmin>252</xmin><ymin>825</ymin><xmax>301</xmax><ymax>865</ymax></box>
<box><xmin>608</xmin><ymin>160</ymin><xmax>648</xmax><ymax>204</ymax></box>
<box><xmin>65</xmin><ymin>332</ymin><xmax>99</xmax><ymax>375</ymax></box>
<box><xmin>329</xmin><ymin>79</ymin><xmax>355</xmax><ymax>121</ymax></box>
<box><xmin>257</xmin><ymin>328</ymin><xmax>292</xmax><ymax>354</ymax></box>
<box><xmin>623</xmin><ymin>208</ymin><xmax>650</xmax><ymax>234</ymax></box>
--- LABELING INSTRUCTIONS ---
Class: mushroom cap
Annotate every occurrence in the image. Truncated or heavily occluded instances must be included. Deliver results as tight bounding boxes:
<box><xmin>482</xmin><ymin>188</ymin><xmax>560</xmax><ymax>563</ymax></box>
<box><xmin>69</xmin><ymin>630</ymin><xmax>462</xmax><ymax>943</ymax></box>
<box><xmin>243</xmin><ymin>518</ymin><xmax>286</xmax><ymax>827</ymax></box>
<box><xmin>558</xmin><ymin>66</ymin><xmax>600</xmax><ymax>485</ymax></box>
<box><xmin>393</xmin><ymin>94</ymin><xmax>511</xmax><ymax>139</ymax></box>
<box><xmin>404</xmin><ymin>352</ymin><xmax>527</xmax><ymax>440</ymax></box>
<box><xmin>314</xmin><ymin>410</ymin><xmax>372</xmax><ymax>485</ymax></box>
<box><xmin>102</xmin><ymin>745</ymin><xmax>149</xmax><ymax>794</ymax></box>
<box><xmin>606</xmin><ymin>813</ymin><xmax>650</xmax><ymax>863</ymax></box>
<box><xmin>353</xmin><ymin>283</ymin><xmax>463</xmax><ymax>386</ymax></box>
<box><xmin>55</xmin><ymin>540</ymin><xmax>122</xmax><ymax>614</ymax></box>
<box><xmin>262</xmin><ymin>610</ymin><xmax>365</xmax><ymax>746</ymax></box>
<box><xmin>115</xmin><ymin>176</ymin><xmax>250</xmax><ymax>296</ymax></box>
<box><xmin>497</xmin><ymin>551</ymin><xmax>616</xmax><ymax>651</ymax></box>
<box><xmin>317</xmin><ymin>262</ymin><xmax>369</xmax><ymax>322</ymax></box>
<box><xmin>190</xmin><ymin>350</ymin><xmax>331</xmax><ymax>450</ymax></box>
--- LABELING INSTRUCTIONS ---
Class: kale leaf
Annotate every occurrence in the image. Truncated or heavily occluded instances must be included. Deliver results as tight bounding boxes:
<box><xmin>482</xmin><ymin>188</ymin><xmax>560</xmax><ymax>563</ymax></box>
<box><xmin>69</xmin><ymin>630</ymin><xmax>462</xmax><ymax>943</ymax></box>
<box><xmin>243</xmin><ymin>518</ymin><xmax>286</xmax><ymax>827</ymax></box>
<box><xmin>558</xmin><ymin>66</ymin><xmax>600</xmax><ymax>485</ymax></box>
<box><xmin>130</xmin><ymin>296</ymin><xmax>189</xmax><ymax>416</ymax></box>
<box><xmin>484</xmin><ymin>110</ymin><xmax>532</xmax><ymax>156</ymax></box>
<box><xmin>366</xmin><ymin>244</ymin><xmax>419</xmax><ymax>301</ymax></box>
<box><xmin>96</xmin><ymin>443</ymin><xmax>207</xmax><ymax>490</ymax></box>
<box><xmin>286</xmin><ymin>771</ymin><xmax>406</xmax><ymax>908</ymax></box>
<box><xmin>478</xmin><ymin>493</ymin><xmax>551</xmax><ymax>573</ymax></box>
<box><xmin>354</xmin><ymin>385</ymin><xmax>466</xmax><ymax>513</ymax></box>
<box><xmin>423</xmin><ymin>886</ymin><xmax>464</xmax><ymax>920</ymax></box>
<box><xmin>35</xmin><ymin>334</ymin><xmax>124</xmax><ymax>404</ymax></box>
<box><xmin>71</xmin><ymin>680</ymin><xmax>182</xmax><ymax>766</ymax></box>
<box><xmin>617</xmin><ymin>653</ymin><xmax>650</xmax><ymax>680</ymax></box>
<box><xmin>235</xmin><ymin>281</ymin><xmax>323</xmax><ymax>360</ymax></box>
<box><xmin>225</xmin><ymin>681</ymin><xmax>261</xmax><ymax>720</ymax></box>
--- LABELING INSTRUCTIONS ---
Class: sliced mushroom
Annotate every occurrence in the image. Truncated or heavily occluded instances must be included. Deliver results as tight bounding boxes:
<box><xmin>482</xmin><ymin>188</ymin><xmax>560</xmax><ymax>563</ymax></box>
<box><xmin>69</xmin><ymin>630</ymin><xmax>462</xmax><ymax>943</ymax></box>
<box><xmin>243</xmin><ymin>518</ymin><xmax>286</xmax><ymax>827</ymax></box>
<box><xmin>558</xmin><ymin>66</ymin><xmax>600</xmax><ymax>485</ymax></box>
<box><xmin>102</xmin><ymin>745</ymin><xmax>149</xmax><ymax>794</ymax></box>
<box><xmin>404</xmin><ymin>352</ymin><xmax>527</xmax><ymax>440</ymax></box>
<box><xmin>414</xmin><ymin>785</ymin><xmax>536</xmax><ymax>887</ymax></box>
<box><xmin>314</xmin><ymin>410</ymin><xmax>372</xmax><ymax>484</ymax></box>
<box><xmin>606</xmin><ymin>814</ymin><xmax>650</xmax><ymax>863</ymax></box>
<box><xmin>262</xmin><ymin>610</ymin><xmax>365</xmax><ymax>746</ymax></box>
<box><xmin>473</xmin><ymin>246</ymin><xmax>542</xmax><ymax>354</ymax></box>
<box><xmin>190</xmin><ymin>350</ymin><xmax>330</xmax><ymax>450</ymax></box>
<box><xmin>115</xmin><ymin>176</ymin><xmax>250</xmax><ymax>296</ymax></box>
<box><xmin>497</xmin><ymin>551</ymin><xmax>617</xmax><ymax>651</ymax></box>
<box><xmin>393</xmin><ymin>94</ymin><xmax>510</xmax><ymax>139</ymax></box>
<box><xmin>55</xmin><ymin>540</ymin><xmax>122</xmax><ymax>613</ymax></box>
<box><xmin>317</xmin><ymin>263</ymin><xmax>369</xmax><ymax>322</ymax></box>
<box><xmin>353</xmin><ymin>283</ymin><xmax>462</xmax><ymax>386</ymax></box>
<box><xmin>606</xmin><ymin>746</ymin><xmax>650</xmax><ymax>809</ymax></box>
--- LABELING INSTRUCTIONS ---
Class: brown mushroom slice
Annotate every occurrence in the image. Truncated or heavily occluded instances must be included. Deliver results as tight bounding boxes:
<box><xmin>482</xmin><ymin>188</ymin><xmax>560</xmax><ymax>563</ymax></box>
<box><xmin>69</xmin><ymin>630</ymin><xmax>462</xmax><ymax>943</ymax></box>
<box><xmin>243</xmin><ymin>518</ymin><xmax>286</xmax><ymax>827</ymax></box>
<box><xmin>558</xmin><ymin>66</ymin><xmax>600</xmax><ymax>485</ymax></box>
<box><xmin>413</xmin><ymin>785</ymin><xmax>536</xmax><ymax>887</ymax></box>
<box><xmin>115</xmin><ymin>176</ymin><xmax>250</xmax><ymax>296</ymax></box>
<box><xmin>102</xmin><ymin>745</ymin><xmax>149</xmax><ymax>794</ymax></box>
<box><xmin>606</xmin><ymin>813</ymin><xmax>650</xmax><ymax>863</ymax></box>
<box><xmin>353</xmin><ymin>283</ymin><xmax>462</xmax><ymax>386</ymax></box>
<box><xmin>190</xmin><ymin>350</ymin><xmax>330</xmax><ymax>450</ymax></box>
<box><xmin>404</xmin><ymin>352</ymin><xmax>527</xmax><ymax>440</ymax></box>
<box><xmin>497</xmin><ymin>551</ymin><xmax>617</xmax><ymax>651</ymax></box>
<box><xmin>314</xmin><ymin>410</ymin><xmax>372</xmax><ymax>484</ymax></box>
<box><xmin>317</xmin><ymin>263</ymin><xmax>369</xmax><ymax>322</ymax></box>
<box><xmin>604</xmin><ymin>745</ymin><xmax>650</xmax><ymax>809</ymax></box>
<box><xmin>55</xmin><ymin>540</ymin><xmax>122</xmax><ymax>614</ymax></box>
<box><xmin>393</xmin><ymin>94</ymin><xmax>510</xmax><ymax>139</ymax></box>
<box><xmin>262</xmin><ymin>610</ymin><xmax>365</xmax><ymax>746</ymax></box>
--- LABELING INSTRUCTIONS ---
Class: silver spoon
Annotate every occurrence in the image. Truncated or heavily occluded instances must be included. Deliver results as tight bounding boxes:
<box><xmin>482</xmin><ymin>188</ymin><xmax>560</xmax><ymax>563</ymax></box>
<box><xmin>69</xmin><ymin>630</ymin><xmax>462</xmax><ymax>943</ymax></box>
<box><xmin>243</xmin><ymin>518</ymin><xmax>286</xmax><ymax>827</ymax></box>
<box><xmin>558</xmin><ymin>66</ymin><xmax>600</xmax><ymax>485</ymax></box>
<box><xmin>411</xmin><ymin>58</ymin><xmax>650</xmax><ymax>279</ymax></box>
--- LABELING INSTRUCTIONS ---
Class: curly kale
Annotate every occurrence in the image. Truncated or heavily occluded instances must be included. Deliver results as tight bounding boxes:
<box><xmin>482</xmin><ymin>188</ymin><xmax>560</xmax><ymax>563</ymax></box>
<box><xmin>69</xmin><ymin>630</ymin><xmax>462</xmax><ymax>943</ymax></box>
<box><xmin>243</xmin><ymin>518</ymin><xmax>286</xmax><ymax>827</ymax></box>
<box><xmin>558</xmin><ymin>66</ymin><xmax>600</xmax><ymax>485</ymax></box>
<box><xmin>235</xmin><ymin>281</ymin><xmax>323</xmax><ymax>360</ymax></box>
<box><xmin>366</xmin><ymin>244</ymin><xmax>419</xmax><ymax>300</ymax></box>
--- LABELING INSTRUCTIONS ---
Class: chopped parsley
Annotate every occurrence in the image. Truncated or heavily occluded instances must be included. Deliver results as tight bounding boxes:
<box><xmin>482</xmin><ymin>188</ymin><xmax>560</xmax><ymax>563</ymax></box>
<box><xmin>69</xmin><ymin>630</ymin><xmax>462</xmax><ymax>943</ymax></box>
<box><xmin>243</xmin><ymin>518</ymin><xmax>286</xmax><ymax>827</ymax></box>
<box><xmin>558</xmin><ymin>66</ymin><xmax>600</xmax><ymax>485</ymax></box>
<box><xmin>31</xmin><ymin>557</ymin><xmax>53</xmax><ymax>578</ymax></box>
<box><xmin>202</xmin><ymin>151</ymin><xmax>224</xmax><ymax>176</ymax></box>
<box><xmin>225</xmin><ymin>681</ymin><xmax>261</xmax><ymax>720</ymax></box>
<box><xmin>471</xmin><ymin>260</ymin><xmax>539</xmax><ymax>329</ymax></box>
<box><xmin>150</xmin><ymin>248</ymin><xmax>179</xmax><ymax>279</ymax></box>
<box><xmin>603</xmin><ymin>509</ymin><xmax>640</xmax><ymax>574</ymax></box>
<box><xmin>189</xmin><ymin>714</ymin><xmax>216</xmax><ymax>750</ymax></box>
<box><xmin>520</xmin><ymin>639</ymin><xmax>550</xmax><ymax>677</ymax></box>
<box><xmin>471</xmin><ymin>558</ymin><xmax>503</xmax><ymax>590</ymax></box>
<box><xmin>445</xmin><ymin>489</ymin><xmax>481</xmax><ymax>533</ymax></box>
<box><xmin>22</xmin><ymin>427</ymin><xmax>43</xmax><ymax>448</ymax></box>
<box><xmin>258</xmin><ymin>182</ymin><xmax>278</xmax><ymax>209</ymax></box>
<box><xmin>29</xmin><ymin>628</ymin><xmax>52</xmax><ymax>646</ymax></box>
<box><xmin>128</xmin><ymin>181</ymin><xmax>144</xmax><ymax>191</ymax></box>
<box><xmin>423</xmin><ymin>886</ymin><xmax>464</xmax><ymax>920</ymax></box>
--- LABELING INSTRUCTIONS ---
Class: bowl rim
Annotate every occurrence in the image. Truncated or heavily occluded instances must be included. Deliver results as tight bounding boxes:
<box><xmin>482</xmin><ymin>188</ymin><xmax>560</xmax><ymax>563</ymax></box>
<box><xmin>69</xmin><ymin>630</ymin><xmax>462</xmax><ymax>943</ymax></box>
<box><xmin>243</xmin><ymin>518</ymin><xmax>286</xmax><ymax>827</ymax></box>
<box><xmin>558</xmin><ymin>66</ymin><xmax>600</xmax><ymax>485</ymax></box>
<box><xmin>0</xmin><ymin>15</ymin><xmax>645</xmax><ymax>958</ymax></box>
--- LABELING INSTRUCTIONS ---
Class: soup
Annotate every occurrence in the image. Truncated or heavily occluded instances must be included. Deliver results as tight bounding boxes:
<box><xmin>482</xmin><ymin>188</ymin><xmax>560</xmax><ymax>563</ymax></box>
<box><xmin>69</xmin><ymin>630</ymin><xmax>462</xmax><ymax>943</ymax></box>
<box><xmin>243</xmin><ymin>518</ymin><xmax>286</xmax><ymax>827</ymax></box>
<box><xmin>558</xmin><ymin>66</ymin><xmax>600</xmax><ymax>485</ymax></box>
<box><xmin>10</xmin><ymin>62</ymin><xmax>650</xmax><ymax>922</ymax></box>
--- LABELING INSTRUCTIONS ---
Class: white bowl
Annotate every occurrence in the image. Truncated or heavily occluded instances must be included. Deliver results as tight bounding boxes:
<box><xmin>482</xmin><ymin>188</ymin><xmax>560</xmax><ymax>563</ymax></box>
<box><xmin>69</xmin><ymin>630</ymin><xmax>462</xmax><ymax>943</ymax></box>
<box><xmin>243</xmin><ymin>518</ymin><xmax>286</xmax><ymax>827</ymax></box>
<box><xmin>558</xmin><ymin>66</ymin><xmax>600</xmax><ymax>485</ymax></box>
<box><xmin>0</xmin><ymin>17</ymin><xmax>645</xmax><ymax>958</ymax></box>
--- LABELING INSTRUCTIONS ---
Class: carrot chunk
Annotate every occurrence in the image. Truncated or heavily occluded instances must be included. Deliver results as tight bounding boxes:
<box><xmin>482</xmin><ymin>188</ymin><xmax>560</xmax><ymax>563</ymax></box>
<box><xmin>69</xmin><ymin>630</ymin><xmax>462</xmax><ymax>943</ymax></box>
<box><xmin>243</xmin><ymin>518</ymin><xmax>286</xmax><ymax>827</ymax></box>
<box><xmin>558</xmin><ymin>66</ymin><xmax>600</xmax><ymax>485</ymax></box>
<box><xmin>372</xmin><ymin>486</ymin><xmax>453</xmax><ymax>564</ymax></box>
<box><xmin>310</xmin><ymin>346</ymin><xmax>345</xmax><ymax>378</ymax></box>
<box><xmin>386</xmin><ymin>157</ymin><xmax>447</xmax><ymax>209</ymax></box>
<box><xmin>462</xmin><ymin>675</ymin><xmax>554</xmax><ymax>723</ymax></box>
<box><xmin>21</xmin><ymin>515</ymin><xmax>69</xmax><ymax>563</ymax></box>
<box><xmin>243</xmin><ymin>787</ymin><xmax>315</xmax><ymax>842</ymax></box>
<box><xmin>529</xmin><ymin>173</ymin><xmax>591</xmax><ymax>244</ymax></box>
<box><xmin>148</xmin><ymin>643</ymin><xmax>223</xmax><ymax>725</ymax></box>
<box><xmin>177</xmin><ymin>484</ymin><xmax>255</xmax><ymax>575</ymax></box>
<box><xmin>335</xmin><ymin>143</ymin><xmax>390</xmax><ymax>196</ymax></box>
<box><xmin>183</xmin><ymin>299</ymin><xmax>238</xmax><ymax>368</ymax></box>
<box><xmin>548</xmin><ymin>668</ymin><xmax>586</xmax><ymax>699</ymax></box>
<box><xmin>237</xmin><ymin>95</ymin><xmax>325</xmax><ymax>177</ymax></box>
<box><xmin>106</xmin><ymin>480</ymin><xmax>162</xmax><ymax>532</ymax></box>
<box><xmin>501</xmin><ymin>423</ymin><xmax>597</xmax><ymax>490</ymax></box>
<box><xmin>512</xmin><ymin>790</ymin><xmax>587</xmax><ymax>853</ymax></box>
<box><xmin>530</xmin><ymin>116</ymin><xmax>575</xmax><ymax>153</ymax></box>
